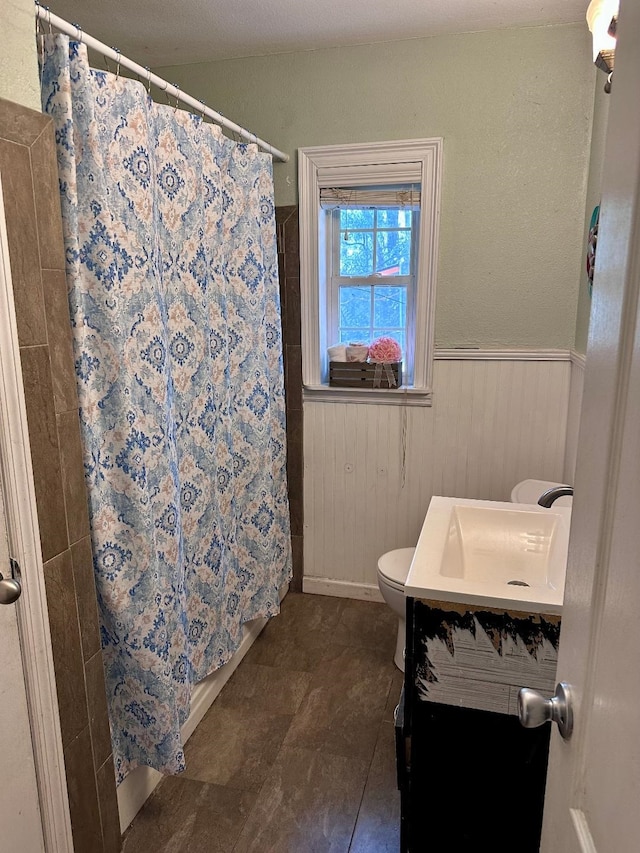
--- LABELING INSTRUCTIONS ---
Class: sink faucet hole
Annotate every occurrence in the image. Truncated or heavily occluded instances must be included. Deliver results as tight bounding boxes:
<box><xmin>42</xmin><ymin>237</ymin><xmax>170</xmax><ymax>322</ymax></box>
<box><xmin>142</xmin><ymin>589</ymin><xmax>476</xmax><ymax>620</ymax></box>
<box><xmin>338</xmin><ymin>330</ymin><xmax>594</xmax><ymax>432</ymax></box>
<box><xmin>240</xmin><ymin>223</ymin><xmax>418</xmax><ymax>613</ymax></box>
<box><xmin>507</xmin><ymin>579</ymin><xmax>530</xmax><ymax>587</ymax></box>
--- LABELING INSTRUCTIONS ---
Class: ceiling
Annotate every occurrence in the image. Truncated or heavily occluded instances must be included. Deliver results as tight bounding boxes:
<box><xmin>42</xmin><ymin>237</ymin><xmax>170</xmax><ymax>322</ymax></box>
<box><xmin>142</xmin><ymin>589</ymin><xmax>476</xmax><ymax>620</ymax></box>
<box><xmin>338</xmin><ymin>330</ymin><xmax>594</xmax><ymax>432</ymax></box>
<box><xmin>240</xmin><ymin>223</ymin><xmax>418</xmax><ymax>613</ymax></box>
<box><xmin>45</xmin><ymin>0</ymin><xmax>588</xmax><ymax>68</ymax></box>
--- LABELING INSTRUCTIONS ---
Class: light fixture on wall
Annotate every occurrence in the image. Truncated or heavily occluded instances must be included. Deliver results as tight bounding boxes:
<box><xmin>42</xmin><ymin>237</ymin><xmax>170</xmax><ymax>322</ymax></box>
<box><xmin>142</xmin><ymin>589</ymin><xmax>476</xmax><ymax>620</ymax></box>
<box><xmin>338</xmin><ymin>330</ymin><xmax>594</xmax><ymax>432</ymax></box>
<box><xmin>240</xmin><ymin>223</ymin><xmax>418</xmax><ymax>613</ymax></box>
<box><xmin>586</xmin><ymin>0</ymin><xmax>619</xmax><ymax>92</ymax></box>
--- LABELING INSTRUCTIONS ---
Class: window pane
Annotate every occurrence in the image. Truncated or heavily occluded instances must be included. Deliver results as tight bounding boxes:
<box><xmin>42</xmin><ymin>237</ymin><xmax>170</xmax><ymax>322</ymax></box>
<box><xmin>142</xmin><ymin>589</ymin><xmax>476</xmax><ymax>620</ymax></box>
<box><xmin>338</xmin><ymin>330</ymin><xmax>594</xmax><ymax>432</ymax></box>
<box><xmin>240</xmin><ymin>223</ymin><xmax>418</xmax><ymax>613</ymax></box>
<box><xmin>375</xmin><ymin>230</ymin><xmax>412</xmax><ymax>275</ymax></box>
<box><xmin>373</xmin><ymin>286</ymin><xmax>406</xmax><ymax>328</ymax></box>
<box><xmin>372</xmin><ymin>330</ymin><xmax>406</xmax><ymax>358</ymax></box>
<box><xmin>339</xmin><ymin>328</ymin><xmax>370</xmax><ymax>344</ymax></box>
<box><xmin>377</xmin><ymin>209</ymin><xmax>413</xmax><ymax>228</ymax></box>
<box><xmin>340</xmin><ymin>209</ymin><xmax>374</xmax><ymax>229</ymax></box>
<box><xmin>340</xmin><ymin>231</ymin><xmax>374</xmax><ymax>276</ymax></box>
<box><xmin>340</xmin><ymin>286</ymin><xmax>371</xmax><ymax>329</ymax></box>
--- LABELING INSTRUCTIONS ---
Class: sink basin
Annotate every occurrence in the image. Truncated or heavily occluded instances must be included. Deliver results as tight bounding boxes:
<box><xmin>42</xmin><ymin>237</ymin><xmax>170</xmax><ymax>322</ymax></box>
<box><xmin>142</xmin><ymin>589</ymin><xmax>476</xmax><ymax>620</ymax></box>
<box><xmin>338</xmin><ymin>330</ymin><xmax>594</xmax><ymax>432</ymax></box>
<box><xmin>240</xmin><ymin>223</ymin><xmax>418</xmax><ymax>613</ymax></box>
<box><xmin>405</xmin><ymin>497</ymin><xmax>571</xmax><ymax>614</ymax></box>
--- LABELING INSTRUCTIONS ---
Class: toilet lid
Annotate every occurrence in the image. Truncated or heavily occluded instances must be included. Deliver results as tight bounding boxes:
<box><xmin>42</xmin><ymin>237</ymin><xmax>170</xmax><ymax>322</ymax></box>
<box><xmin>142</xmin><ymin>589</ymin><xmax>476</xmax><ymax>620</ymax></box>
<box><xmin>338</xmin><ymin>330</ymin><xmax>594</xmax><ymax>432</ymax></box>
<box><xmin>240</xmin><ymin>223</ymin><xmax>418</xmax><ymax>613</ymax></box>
<box><xmin>377</xmin><ymin>547</ymin><xmax>415</xmax><ymax>586</ymax></box>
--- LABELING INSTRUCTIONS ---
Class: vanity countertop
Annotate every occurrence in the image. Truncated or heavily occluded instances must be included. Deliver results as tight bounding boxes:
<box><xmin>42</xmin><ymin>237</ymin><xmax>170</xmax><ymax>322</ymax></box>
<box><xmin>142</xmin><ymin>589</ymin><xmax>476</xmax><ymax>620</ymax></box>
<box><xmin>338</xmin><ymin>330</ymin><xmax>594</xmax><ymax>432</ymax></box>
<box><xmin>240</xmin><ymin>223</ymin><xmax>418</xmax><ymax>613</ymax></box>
<box><xmin>405</xmin><ymin>496</ymin><xmax>572</xmax><ymax>615</ymax></box>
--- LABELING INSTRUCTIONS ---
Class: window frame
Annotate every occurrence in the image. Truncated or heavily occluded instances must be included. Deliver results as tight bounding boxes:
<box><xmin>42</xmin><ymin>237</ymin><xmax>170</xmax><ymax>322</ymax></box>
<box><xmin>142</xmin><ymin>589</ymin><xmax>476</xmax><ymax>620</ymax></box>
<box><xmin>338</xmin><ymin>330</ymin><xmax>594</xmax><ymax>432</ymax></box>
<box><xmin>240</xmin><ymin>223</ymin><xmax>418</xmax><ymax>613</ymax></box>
<box><xmin>298</xmin><ymin>138</ymin><xmax>442</xmax><ymax>406</ymax></box>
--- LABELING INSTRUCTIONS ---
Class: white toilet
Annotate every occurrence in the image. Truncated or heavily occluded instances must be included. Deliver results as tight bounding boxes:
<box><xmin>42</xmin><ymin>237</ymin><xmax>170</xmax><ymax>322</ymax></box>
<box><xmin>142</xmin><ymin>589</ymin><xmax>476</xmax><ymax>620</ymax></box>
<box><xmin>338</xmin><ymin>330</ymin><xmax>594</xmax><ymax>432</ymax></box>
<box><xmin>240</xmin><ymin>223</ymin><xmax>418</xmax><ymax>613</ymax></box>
<box><xmin>377</xmin><ymin>547</ymin><xmax>415</xmax><ymax>672</ymax></box>
<box><xmin>510</xmin><ymin>478</ymin><xmax>573</xmax><ymax>507</ymax></box>
<box><xmin>377</xmin><ymin>478</ymin><xmax>573</xmax><ymax>672</ymax></box>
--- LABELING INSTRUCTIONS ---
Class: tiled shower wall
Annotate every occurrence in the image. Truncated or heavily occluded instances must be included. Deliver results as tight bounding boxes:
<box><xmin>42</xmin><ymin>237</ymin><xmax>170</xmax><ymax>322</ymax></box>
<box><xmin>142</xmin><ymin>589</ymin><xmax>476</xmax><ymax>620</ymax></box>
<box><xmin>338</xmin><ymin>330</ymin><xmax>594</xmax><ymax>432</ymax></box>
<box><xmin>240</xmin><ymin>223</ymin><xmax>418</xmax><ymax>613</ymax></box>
<box><xmin>276</xmin><ymin>205</ymin><xmax>303</xmax><ymax>590</ymax></box>
<box><xmin>0</xmin><ymin>97</ymin><xmax>121</xmax><ymax>853</ymax></box>
<box><xmin>0</xmin><ymin>102</ymin><xmax>303</xmax><ymax>848</ymax></box>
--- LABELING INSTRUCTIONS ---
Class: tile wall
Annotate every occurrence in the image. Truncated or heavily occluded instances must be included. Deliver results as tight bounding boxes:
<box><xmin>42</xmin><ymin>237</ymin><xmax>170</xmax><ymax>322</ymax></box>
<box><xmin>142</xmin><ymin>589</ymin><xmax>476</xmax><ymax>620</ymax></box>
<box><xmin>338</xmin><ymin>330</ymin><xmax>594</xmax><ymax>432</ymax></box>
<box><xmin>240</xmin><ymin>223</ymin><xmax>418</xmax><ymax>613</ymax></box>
<box><xmin>276</xmin><ymin>205</ymin><xmax>303</xmax><ymax>591</ymax></box>
<box><xmin>0</xmin><ymin>97</ymin><xmax>121</xmax><ymax>853</ymax></box>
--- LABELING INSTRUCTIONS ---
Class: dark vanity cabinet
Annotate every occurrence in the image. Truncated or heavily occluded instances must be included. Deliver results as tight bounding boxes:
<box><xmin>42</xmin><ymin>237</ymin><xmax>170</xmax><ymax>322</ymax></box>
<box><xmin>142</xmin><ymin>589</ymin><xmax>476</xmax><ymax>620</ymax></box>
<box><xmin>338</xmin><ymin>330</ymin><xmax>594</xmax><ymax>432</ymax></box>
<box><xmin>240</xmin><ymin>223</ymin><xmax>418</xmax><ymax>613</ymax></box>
<box><xmin>396</xmin><ymin>597</ymin><xmax>561</xmax><ymax>852</ymax></box>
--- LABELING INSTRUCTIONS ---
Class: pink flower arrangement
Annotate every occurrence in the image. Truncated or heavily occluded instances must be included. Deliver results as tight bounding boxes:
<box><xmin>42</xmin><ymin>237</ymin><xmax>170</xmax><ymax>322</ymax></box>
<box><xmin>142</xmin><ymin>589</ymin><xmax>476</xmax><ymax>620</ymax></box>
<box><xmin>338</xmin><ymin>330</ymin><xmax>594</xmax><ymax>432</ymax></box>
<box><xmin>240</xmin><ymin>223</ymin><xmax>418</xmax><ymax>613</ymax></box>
<box><xmin>368</xmin><ymin>336</ymin><xmax>402</xmax><ymax>363</ymax></box>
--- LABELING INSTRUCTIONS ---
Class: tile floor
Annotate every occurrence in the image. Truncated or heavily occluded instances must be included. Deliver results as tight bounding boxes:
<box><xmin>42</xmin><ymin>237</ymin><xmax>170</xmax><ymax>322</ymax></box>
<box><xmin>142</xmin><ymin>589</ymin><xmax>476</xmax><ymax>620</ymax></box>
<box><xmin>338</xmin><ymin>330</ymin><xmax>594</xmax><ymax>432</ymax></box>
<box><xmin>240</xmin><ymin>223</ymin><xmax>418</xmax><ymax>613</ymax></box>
<box><xmin>122</xmin><ymin>593</ymin><xmax>403</xmax><ymax>853</ymax></box>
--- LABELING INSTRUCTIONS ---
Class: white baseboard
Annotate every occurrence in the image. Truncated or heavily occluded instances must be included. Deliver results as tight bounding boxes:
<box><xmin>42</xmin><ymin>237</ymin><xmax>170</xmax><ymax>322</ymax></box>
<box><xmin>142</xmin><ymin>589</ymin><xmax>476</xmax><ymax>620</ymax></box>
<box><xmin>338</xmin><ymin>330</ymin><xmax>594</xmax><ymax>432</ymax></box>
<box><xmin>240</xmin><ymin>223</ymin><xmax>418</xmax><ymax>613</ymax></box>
<box><xmin>302</xmin><ymin>576</ymin><xmax>384</xmax><ymax>603</ymax></box>
<box><xmin>117</xmin><ymin>583</ymin><xmax>289</xmax><ymax>833</ymax></box>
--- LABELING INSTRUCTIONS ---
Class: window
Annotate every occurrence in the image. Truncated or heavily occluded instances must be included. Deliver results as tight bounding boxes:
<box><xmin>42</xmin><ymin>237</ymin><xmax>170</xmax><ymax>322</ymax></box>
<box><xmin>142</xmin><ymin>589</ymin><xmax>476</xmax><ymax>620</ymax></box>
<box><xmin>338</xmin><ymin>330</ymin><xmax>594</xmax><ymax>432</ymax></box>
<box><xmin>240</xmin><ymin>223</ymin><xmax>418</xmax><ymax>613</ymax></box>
<box><xmin>299</xmin><ymin>139</ymin><xmax>442</xmax><ymax>405</ymax></box>
<box><xmin>325</xmin><ymin>189</ymin><xmax>419</xmax><ymax>380</ymax></box>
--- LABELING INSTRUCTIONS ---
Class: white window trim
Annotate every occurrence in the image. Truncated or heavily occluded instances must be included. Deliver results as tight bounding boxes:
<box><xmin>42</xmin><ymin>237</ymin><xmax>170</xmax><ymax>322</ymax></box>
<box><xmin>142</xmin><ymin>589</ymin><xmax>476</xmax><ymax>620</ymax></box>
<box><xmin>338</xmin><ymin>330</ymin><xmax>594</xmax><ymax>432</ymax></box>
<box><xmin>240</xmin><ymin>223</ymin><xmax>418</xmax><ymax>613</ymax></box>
<box><xmin>298</xmin><ymin>138</ymin><xmax>442</xmax><ymax>406</ymax></box>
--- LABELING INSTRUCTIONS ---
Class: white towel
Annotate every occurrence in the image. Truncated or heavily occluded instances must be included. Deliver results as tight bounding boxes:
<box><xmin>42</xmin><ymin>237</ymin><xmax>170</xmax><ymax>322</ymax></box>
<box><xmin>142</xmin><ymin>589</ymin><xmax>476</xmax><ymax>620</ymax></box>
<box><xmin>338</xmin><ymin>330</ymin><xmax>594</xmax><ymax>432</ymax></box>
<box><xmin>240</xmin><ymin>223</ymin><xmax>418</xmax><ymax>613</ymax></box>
<box><xmin>327</xmin><ymin>344</ymin><xmax>347</xmax><ymax>362</ymax></box>
<box><xmin>346</xmin><ymin>344</ymin><xmax>369</xmax><ymax>362</ymax></box>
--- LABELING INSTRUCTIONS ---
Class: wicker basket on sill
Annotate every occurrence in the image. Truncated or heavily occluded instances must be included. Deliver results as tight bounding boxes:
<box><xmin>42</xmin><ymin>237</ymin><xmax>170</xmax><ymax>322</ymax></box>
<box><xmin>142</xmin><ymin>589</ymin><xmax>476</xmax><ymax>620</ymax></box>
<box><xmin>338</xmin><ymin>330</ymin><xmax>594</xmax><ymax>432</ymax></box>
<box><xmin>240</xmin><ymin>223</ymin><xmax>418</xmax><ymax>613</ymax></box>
<box><xmin>329</xmin><ymin>361</ymin><xmax>402</xmax><ymax>389</ymax></box>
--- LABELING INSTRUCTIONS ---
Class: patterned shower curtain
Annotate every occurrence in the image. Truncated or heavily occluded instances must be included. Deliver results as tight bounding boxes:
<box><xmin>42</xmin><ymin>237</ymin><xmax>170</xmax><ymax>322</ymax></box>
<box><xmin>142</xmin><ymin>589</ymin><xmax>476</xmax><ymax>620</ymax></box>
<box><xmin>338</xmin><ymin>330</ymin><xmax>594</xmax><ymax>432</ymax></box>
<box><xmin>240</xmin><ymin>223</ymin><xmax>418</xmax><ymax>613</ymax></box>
<box><xmin>40</xmin><ymin>35</ymin><xmax>292</xmax><ymax>781</ymax></box>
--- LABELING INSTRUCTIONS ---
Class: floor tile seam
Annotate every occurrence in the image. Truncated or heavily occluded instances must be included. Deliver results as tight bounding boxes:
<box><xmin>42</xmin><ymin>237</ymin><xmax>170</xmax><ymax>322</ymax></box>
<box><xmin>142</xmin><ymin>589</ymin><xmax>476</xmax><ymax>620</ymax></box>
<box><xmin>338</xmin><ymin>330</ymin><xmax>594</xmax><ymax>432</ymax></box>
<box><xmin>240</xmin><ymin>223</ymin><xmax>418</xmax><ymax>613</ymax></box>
<box><xmin>177</xmin><ymin>772</ymin><xmax>265</xmax><ymax>795</ymax></box>
<box><xmin>255</xmin><ymin>634</ymin><xmax>355</xmax><ymax>655</ymax></box>
<box><xmin>216</xmin><ymin>686</ymin><xmax>314</xmax><ymax>716</ymax></box>
<box><xmin>202</xmin><ymin>694</ymin><xmax>301</xmax><ymax>716</ymax></box>
<box><xmin>381</xmin><ymin>667</ymin><xmax>403</xmax><ymax>724</ymax></box>
<box><xmin>229</xmin><ymin>771</ymin><xmax>271</xmax><ymax>853</ymax></box>
<box><xmin>280</xmin><ymin>644</ymin><xmax>353</xmax><ymax>700</ymax></box>
<box><xmin>282</xmin><ymin>673</ymin><xmax>395</xmax><ymax>754</ymax></box>
<box><xmin>278</xmin><ymin>738</ymin><xmax>380</xmax><ymax>767</ymax></box>
<box><xmin>232</xmin><ymin>659</ymin><xmax>314</xmax><ymax>678</ymax></box>
<box><xmin>237</xmin><ymin>658</ymin><xmax>332</xmax><ymax>675</ymax></box>
<box><xmin>283</xmin><ymin>708</ymin><xmax>389</xmax><ymax>757</ymax></box>
<box><xmin>185</xmin><ymin>715</ymin><xmax>299</xmax><ymax>792</ymax></box>
<box><xmin>345</xmin><ymin>723</ymin><xmax>382</xmax><ymax>853</ymax></box>
<box><xmin>379</xmin><ymin>712</ymin><xmax>394</xmax><ymax>728</ymax></box>
<box><xmin>281</xmin><ymin>744</ymin><xmax>371</xmax><ymax>853</ymax></box>
<box><xmin>305</xmin><ymin>641</ymin><xmax>352</xmax><ymax>665</ymax></box>
<box><xmin>375</xmin><ymin>715</ymin><xmax>397</xmax><ymax>749</ymax></box>
<box><xmin>228</xmin><ymin>708</ymin><xmax>306</xmax><ymax>853</ymax></box>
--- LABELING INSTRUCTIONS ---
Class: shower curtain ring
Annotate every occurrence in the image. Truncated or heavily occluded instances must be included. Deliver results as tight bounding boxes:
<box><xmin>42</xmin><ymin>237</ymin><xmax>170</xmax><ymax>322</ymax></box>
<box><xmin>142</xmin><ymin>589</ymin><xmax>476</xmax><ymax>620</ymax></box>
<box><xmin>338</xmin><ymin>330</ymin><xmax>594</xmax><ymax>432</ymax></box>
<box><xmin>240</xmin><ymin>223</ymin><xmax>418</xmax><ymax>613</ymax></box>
<box><xmin>47</xmin><ymin>6</ymin><xmax>53</xmax><ymax>34</ymax></box>
<box><xmin>174</xmin><ymin>86</ymin><xmax>181</xmax><ymax>112</ymax></box>
<box><xmin>73</xmin><ymin>22</ymin><xmax>83</xmax><ymax>43</ymax></box>
<box><xmin>145</xmin><ymin>67</ymin><xmax>152</xmax><ymax>94</ymax></box>
<box><xmin>114</xmin><ymin>48</ymin><xmax>121</xmax><ymax>79</ymax></box>
<box><xmin>199</xmin><ymin>100</ymin><xmax>207</xmax><ymax>120</ymax></box>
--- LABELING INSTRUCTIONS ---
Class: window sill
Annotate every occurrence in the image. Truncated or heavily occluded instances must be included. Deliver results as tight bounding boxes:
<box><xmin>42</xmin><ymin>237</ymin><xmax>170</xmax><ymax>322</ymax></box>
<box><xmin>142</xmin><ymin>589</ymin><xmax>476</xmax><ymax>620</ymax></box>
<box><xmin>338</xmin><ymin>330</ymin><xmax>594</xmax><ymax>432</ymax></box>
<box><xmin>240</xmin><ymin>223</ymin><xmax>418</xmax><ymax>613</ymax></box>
<box><xmin>303</xmin><ymin>384</ymin><xmax>433</xmax><ymax>407</ymax></box>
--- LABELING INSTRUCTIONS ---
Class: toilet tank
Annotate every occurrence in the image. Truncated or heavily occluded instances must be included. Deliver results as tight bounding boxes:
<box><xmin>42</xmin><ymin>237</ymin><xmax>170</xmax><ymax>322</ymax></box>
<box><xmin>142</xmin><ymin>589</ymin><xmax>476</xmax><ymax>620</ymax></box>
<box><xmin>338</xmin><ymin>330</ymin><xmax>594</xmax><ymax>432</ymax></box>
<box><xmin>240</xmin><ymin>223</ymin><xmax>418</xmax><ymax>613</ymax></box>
<box><xmin>510</xmin><ymin>479</ymin><xmax>573</xmax><ymax>507</ymax></box>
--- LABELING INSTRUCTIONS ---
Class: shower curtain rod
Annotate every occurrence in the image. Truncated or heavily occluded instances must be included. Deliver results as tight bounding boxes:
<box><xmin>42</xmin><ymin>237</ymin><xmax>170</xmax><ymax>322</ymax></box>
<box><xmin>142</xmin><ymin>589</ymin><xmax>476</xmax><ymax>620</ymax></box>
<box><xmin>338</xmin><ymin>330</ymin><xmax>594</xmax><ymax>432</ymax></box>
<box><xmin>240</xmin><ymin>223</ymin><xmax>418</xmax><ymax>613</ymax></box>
<box><xmin>35</xmin><ymin>3</ymin><xmax>290</xmax><ymax>162</ymax></box>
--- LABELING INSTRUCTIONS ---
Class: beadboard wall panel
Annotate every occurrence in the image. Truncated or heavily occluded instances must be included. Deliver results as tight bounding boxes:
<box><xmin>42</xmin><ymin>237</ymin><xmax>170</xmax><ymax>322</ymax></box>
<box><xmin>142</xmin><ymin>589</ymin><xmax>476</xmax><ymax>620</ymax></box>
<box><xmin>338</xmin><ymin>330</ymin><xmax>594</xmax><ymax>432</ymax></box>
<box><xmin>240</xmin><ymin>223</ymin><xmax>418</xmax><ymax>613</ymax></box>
<box><xmin>303</xmin><ymin>356</ymin><xmax>571</xmax><ymax>591</ymax></box>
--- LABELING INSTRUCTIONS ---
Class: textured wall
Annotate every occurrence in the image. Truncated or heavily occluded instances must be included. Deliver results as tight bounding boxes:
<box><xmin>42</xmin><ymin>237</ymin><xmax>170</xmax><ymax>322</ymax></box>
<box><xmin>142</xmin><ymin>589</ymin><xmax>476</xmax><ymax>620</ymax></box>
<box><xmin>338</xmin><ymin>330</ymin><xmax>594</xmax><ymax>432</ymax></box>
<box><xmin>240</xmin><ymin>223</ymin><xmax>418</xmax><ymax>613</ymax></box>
<box><xmin>158</xmin><ymin>24</ymin><xmax>595</xmax><ymax>349</ymax></box>
<box><xmin>0</xmin><ymin>0</ymin><xmax>41</xmax><ymax>111</ymax></box>
<box><xmin>574</xmin><ymin>83</ymin><xmax>611</xmax><ymax>355</ymax></box>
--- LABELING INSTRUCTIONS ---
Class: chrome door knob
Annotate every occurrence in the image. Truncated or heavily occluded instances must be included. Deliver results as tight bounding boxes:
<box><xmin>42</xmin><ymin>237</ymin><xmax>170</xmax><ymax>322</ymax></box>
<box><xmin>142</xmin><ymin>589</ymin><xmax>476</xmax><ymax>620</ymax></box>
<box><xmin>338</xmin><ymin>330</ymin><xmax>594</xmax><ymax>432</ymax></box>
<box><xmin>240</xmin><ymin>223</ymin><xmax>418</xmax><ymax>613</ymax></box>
<box><xmin>0</xmin><ymin>560</ymin><xmax>22</xmax><ymax>605</ymax></box>
<box><xmin>518</xmin><ymin>681</ymin><xmax>573</xmax><ymax>740</ymax></box>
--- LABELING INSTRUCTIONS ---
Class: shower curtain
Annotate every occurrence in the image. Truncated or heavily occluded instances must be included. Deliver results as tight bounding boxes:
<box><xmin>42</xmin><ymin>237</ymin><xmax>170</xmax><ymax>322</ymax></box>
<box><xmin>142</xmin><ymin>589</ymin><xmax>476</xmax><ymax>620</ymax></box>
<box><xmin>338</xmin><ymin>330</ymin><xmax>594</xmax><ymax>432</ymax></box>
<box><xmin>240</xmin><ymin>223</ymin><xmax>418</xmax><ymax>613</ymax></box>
<box><xmin>40</xmin><ymin>35</ymin><xmax>292</xmax><ymax>781</ymax></box>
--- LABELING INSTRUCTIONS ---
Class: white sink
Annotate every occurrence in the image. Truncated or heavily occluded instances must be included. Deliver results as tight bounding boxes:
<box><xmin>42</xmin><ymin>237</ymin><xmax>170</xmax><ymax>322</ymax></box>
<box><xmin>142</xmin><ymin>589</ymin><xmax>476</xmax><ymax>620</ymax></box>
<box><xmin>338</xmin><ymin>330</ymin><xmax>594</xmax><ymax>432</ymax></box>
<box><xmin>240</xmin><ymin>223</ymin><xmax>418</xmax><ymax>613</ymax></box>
<box><xmin>405</xmin><ymin>496</ymin><xmax>572</xmax><ymax>614</ymax></box>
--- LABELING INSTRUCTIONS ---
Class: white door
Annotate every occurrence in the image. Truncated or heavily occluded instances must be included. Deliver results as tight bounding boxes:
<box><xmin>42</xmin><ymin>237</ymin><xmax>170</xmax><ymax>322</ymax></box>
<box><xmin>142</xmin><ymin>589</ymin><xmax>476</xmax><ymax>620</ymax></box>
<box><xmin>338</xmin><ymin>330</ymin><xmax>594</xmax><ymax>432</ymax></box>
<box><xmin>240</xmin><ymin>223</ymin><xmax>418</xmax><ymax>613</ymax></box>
<box><xmin>0</xmin><ymin>471</ymin><xmax>45</xmax><ymax>852</ymax></box>
<box><xmin>540</xmin><ymin>2</ymin><xmax>640</xmax><ymax>850</ymax></box>
<box><xmin>0</xmin><ymin>174</ymin><xmax>73</xmax><ymax>851</ymax></box>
